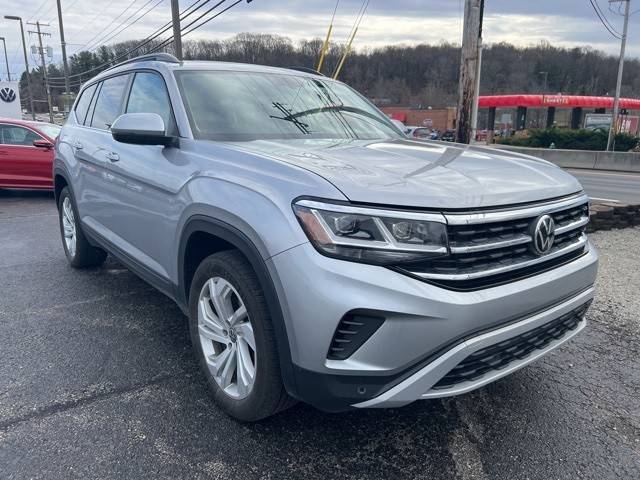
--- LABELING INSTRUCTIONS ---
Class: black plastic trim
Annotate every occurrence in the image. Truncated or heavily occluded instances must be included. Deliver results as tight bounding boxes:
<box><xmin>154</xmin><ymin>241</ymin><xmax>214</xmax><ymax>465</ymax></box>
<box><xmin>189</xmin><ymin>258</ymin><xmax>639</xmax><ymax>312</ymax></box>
<box><xmin>327</xmin><ymin>312</ymin><xmax>385</xmax><ymax>360</ymax></box>
<box><xmin>177</xmin><ymin>216</ymin><xmax>299</xmax><ymax>401</ymax></box>
<box><xmin>81</xmin><ymin>224</ymin><xmax>178</xmax><ymax>304</ymax></box>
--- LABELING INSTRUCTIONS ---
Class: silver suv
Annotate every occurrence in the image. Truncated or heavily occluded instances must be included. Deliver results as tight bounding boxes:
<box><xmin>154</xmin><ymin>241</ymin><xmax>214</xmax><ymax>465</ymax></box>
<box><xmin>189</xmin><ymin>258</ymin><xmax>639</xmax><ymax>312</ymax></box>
<box><xmin>54</xmin><ymin>54</ymin><xmax>598</xmax><ymax>421</ymax></box>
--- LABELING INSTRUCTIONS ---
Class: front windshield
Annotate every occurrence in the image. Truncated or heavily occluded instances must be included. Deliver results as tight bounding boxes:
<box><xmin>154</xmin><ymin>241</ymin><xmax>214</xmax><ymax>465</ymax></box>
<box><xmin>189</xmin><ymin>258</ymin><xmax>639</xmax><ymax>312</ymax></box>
<box><xmin>174</xmin><ymin>70</ymin><xmax>402</xmax><ymax>142</ymax></box>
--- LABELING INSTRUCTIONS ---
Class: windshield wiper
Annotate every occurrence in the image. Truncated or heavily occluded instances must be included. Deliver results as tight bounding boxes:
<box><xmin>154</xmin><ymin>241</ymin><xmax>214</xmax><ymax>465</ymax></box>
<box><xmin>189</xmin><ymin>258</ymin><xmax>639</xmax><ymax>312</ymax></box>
<box><xmin>288</xmin><ymin>105</ymin><xmax>393</xmax><ymax>130</ymax></box>
<box><xmin>270</xmin><ymin>102</ymin><xmax>311</xmax><ymax>135</ymax></box>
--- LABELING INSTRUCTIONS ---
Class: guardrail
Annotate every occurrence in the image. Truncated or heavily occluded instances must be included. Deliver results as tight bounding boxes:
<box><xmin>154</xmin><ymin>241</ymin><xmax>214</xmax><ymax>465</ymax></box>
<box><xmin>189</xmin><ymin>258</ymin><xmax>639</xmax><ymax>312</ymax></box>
<box><xmin>491</xmin><ymin>145</ymin><xmax>640</xmax><ymax>173</ymax></box>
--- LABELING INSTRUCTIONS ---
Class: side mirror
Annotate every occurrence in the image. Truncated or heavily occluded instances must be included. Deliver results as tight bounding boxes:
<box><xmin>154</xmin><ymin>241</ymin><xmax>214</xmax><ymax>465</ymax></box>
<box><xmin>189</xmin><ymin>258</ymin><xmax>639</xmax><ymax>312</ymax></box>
<box><xmin>111</xmin><ymin>113</ymin><xmax>177</xmax><ymax>147</ymax></box>
<box><xmin>33</xmin><ymin>139</ymin><xmax>53</xmax><ymax>149</ymax></box>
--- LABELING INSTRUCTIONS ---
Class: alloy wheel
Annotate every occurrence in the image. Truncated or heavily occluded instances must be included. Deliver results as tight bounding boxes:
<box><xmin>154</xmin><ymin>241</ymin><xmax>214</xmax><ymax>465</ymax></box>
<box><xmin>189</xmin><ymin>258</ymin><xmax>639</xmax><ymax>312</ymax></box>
<box><xmin>62</xmin><ymin>197</ymin><xmax>77</xmax><ymax>258</ymax></box>
<box><xmin>198</xmin><ymin>276</ymin><xmax>256</xmax><ymax>399</ymax></box>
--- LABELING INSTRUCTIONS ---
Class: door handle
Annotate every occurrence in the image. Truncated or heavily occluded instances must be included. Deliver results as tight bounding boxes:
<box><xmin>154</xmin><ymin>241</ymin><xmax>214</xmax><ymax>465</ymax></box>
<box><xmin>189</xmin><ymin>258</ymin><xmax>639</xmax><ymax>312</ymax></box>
<box><xmin>73</xmin><ymin>141</ymin><xmax>83</xmax><ymax>150</ymax></box>
<box><xmin>105</xmin><ymin>152</ymin><xmax>120</xmax><ymax>162</ymax></box>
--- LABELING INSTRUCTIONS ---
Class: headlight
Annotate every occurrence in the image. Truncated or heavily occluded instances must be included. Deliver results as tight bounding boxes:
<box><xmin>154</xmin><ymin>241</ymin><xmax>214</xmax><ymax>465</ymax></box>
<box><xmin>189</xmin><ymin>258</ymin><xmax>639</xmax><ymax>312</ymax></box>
<box><xmin>293</xmin><ymin>199</ymin><xmax>448</xmax><ymax>265</ymax></box>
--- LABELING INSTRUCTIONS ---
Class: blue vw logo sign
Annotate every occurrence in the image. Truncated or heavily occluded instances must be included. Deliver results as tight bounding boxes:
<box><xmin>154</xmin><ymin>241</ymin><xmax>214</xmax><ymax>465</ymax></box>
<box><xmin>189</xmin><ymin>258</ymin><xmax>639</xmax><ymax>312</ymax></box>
<box><xmin>532</xmin><ymin>214</ymin><xmax>555</xmax><ymax>255</ymax></box>
<box><xmin>0</xmin><ymin>87</ymin><xmax>16</xmax><ymax>103</ymax></box>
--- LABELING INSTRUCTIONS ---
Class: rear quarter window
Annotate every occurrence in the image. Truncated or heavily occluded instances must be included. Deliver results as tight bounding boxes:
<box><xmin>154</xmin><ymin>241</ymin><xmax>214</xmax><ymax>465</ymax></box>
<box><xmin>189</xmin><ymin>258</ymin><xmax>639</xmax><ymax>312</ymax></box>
<box><xmin>74</xmin><ymin>83</ymin><xmax>97</xmax><ymax>125</ymax></box>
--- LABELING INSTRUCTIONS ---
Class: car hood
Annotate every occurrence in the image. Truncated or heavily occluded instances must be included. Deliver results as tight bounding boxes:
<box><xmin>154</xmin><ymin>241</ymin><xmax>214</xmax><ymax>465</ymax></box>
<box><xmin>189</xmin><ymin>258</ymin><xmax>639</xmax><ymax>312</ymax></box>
<box><xmin>227</xmin><ymin>138</ymin><xmax>583</xmax><ymax>209</ymax></box>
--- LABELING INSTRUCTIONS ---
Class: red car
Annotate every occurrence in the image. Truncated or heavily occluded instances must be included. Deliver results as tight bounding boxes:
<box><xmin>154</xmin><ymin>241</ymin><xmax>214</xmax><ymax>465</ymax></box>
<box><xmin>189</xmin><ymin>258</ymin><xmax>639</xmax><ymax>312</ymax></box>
<box><xmin>0</xmin><ymin>118</ymin><xmax>61</xmax><ymax>190</ymax></box>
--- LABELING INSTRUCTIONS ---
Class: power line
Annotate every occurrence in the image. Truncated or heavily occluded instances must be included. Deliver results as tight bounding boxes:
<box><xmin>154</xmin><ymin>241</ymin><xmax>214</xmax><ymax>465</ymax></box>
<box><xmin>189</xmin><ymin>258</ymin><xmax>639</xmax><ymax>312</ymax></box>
<box><xmin>83</xmin><ymin>0</ymin><xmax>169</xmax><ymax>53</ymax></box>
<box><xmin>81</xmin><ymin>0</ymin><xmax>144</xmax><ymax>51</ymax></box>
<box><xmin>588</xmin><ymin>0</ymin><xmax>622</xmax><ymax>39</ymax></box>
<box><xmin>49</xmin><ymin>0</ymin><xmax>214</xmax><ymax>80</ymax></box>
<box><xmin>84</xmin><ymin>0</ymin><xmax>166</xmax><ymax>53</ymax></box>
<box><xmin>68</xmin><ymin>0</ymin><xmax>118</xmax><ymax>53</ymax></box>
<box><xmin>148</xmin><ymin>0</ymin><xmax>246</xmax><ymax>53</ymax></box>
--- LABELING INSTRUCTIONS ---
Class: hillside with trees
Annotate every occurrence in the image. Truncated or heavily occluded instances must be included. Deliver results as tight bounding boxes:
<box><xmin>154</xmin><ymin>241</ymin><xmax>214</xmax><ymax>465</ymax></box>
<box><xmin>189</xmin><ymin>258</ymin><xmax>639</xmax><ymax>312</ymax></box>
<box><xmin>20</xmin><ymin>33</ymin><xmax>640</xmax><ymax>112</ymax></box>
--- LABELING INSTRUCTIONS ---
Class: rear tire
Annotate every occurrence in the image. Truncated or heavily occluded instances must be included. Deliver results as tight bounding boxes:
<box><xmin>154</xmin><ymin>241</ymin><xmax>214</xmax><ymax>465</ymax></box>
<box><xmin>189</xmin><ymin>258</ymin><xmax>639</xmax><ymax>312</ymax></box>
<box><xmin>58</xmin><ymin>187</ymin><xmax>107</xmax><ymax>268</ymax></box>
<box><xmin>188</xmin><ymin>250</ymin><xmax>295</xmax><ymax>421</ymax></box>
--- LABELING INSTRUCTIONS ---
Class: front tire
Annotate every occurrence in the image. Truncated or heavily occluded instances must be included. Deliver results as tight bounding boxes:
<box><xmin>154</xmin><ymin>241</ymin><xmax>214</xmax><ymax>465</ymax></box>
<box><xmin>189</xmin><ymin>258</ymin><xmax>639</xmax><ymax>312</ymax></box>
<box><xmin>58</xmin><ymin>187</ymin><xmax>107</xmax><ymax>268</ymax></box>
<box><xmin>188</xmin><ymin>250</ymin><xmax>294</xmax><ymax>421</ymax></box>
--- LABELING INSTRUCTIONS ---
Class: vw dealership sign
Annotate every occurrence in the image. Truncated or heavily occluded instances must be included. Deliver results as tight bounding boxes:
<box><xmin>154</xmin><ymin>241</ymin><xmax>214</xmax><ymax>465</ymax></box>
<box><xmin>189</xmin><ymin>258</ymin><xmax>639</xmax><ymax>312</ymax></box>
<box><xmin>0</xmin><ymin>82</ymin><xmax>22</xmax><ymax>119</ymax></box>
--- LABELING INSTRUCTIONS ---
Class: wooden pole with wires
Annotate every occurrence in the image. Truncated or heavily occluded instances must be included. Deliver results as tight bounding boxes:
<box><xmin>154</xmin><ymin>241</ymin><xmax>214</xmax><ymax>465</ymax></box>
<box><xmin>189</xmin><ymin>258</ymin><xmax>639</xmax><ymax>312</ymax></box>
<box><xmin>171</xmin><ymin>0</ymin><xmax>183</xmax><ymax>60</ymax></box>
<box><xmin>332</xmin><ymin>0</ymin><xmax>369</xmax><ymax>79</ymax></box>
<box><xmin>332</xmin><ymin>26</ymin><xmax>358</xmax><ymax>79</ymax></box>
<box><xmin>317</xmin><ymin>0</ymin><xmax>339</xmax><ymax>73</ymax></box>
<box><xmin>606</xmin><ymin>0</ymin><xmax>630</xmax><ymax>152</ymax></box>
<box><xmin>455</xmin><ymin>0</ymin><xmax>484</xmax><ymax>144</ymax></box>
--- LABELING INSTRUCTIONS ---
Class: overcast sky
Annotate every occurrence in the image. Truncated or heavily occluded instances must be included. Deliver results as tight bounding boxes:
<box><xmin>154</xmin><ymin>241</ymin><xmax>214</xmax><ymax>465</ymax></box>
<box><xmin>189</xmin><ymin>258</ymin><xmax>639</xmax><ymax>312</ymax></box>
<box><xmin>1</xmin><ymin>0</ymin><xmax>639</xmax><ymax>81</ymax></box>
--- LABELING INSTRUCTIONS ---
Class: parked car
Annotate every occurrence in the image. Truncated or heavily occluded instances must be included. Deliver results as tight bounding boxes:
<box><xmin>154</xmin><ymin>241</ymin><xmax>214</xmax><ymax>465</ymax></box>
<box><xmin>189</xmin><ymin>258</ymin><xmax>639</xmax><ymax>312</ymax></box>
<box><xmin>54</xmin><ymin>54</ymin><xmax>597</xmax><ymax>421</ymax></box>
<box><xmin>0</xmin><ymin>118</ymin><xmax>61</xmax><ymax>189</ymax></box>
<box><xmin>440</xmin><ymin>129</ymin><xmax>456</xmax><ymax>142</ymax></box>
<box><xmin>407</xmin><ymin>127</ymin><xmax>432</xmax><ymax>139</ymax></box>
<box><xmin>475</xmin><ymin>129</ymin><xmax>488</xmax><ymax>142</ymax></box>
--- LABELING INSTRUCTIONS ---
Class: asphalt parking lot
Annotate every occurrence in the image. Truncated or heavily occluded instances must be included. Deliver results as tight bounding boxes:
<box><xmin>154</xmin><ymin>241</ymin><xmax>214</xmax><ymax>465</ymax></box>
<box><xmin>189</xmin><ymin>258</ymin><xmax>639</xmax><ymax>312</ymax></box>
<box><xmin>0</xmin><ymin>190</ymin><xmax>638</xmax><ymax>480</ymax></box>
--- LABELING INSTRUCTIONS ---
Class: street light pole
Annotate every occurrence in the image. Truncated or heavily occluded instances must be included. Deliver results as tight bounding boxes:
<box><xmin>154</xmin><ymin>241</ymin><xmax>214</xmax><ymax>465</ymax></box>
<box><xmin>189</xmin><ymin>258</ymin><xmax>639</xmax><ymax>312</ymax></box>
<box><xmin>606</xmin><ymin>0</ymin><xmax>630</xmax><ymax>152</ymax></box>
<box><xmin>4</xmin><ymin>16</ymin><xmax>36</xmax><ymax>120</ymax></box>
<box><xmin>0</xmin><ymin>38</ymin><xmax>10</xmax><ymax>81</ymax></box>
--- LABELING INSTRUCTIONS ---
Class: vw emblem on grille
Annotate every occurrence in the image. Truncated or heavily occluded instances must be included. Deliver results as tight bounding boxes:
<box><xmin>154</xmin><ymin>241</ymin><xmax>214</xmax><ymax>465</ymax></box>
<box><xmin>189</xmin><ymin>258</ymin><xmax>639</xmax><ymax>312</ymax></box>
<box><xmin>0</xmin><ymin>87</ymin><xmax>16</xmax><ymax>103</ymax></box>
<box><xmin>531</xmin><ymin>214</ymin><xmax>555</xmax><ymax>255</ymax></box>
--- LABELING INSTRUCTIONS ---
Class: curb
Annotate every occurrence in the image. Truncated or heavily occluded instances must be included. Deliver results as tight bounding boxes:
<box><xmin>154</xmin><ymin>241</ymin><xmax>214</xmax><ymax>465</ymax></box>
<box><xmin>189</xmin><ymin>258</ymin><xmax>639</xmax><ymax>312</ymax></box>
<box><xmin>588</xmin><ymin>202</ymin><xmax>640</xmax><ymax>232</ymax></box>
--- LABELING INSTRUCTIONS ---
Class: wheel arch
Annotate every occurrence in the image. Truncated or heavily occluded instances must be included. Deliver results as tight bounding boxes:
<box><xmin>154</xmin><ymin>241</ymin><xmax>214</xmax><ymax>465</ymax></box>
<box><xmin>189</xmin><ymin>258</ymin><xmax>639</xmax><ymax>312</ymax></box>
<box><xmin>177</xmin><ymin>215</ymin><xmax>299</xmax><ymax>399</ymax></box>
<box><xmin>53</xmin><ymin>167</ymin><xmax>71</xmax><ymax>207</ymax></box>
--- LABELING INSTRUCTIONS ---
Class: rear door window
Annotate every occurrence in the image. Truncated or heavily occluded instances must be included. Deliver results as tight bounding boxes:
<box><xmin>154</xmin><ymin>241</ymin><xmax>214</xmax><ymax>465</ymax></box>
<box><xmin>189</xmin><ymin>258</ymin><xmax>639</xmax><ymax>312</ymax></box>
<box><xmin>90</xmin><ymin>74</ymin><xmax>131</xmax><ymax>130</ymax></box>
<box><xmin>74</xmin><ymin>83</ymin><xmax>97</xmax><ymax>125</ymax></box>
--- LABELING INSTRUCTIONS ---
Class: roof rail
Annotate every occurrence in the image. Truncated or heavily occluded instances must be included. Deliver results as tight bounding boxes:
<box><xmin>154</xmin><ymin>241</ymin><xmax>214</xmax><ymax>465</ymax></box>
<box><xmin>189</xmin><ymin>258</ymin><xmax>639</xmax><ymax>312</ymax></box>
<box><xmin>105</xmin><ymin>53</ymin><xmax>181</xmax><ymax>73</ymax></box>
<box><xmin>286</xmin><ymin>66</ymin><xmax>325</xmax><ymax>76</ymax></box>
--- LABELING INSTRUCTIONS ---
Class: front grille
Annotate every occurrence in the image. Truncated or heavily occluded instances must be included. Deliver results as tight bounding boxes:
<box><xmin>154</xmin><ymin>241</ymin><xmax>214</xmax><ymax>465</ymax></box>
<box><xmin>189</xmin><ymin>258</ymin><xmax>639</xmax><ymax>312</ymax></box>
<box><xmin>399</xmin><ymin>195</ymin><xmax>590</xmax><ymax>290</ymax></box>
<box><xmin>432</xmin><ymin>301</ymin><xmax>591</xmax><ymax>390</ymax></box>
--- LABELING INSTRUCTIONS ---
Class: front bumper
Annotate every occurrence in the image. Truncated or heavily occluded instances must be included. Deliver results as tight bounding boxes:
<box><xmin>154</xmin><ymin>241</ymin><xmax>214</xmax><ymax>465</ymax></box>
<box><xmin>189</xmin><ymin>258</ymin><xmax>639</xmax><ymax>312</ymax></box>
<box><xmin>267</xmin><ymin>241</ymin><xmax>598</xmax><ymax>411</ymax></box>
<box><xmin>354</xmin><ymin>291</ymin><xmax>591</xmax><ymax>408</ymax></box>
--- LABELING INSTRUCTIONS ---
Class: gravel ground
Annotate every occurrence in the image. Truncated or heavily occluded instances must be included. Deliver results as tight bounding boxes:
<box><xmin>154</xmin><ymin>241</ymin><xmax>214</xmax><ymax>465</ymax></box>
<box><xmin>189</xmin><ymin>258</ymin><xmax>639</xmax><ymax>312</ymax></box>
<box><xmin>0</xmin><ymin>190</ymin><xmax>638</xmax><ymax>480</ymax></box>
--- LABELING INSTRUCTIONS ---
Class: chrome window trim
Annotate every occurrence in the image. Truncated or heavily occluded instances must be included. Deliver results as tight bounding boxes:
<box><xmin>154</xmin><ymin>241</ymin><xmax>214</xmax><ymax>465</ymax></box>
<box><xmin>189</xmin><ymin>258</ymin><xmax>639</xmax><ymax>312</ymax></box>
<box><xmin>407</xmin><ymin>234</ymin><xmax>588</xmax><ymax>281</ymax></box>
<box><xmin>444</xmin><ymin>193</ymin><xmax>589</xmax><ymax>225</ymax></box>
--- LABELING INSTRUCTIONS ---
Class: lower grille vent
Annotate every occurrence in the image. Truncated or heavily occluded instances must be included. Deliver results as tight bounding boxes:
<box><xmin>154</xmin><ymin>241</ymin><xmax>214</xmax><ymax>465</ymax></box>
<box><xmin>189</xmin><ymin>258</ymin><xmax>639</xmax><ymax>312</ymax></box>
<box><xmin>432</xmin><ymin>301</ymin><xmax>591</xmax><ymax>389</ymax></box>
<box><xmin>327</xmin><ymin>313</ymin><xmax>385</xmax><ymax>360</ymax></box>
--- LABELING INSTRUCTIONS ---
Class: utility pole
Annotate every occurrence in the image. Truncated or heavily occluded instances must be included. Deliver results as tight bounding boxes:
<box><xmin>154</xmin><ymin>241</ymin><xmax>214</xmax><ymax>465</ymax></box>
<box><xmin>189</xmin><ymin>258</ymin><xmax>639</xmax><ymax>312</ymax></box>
<box><xmin>455</xmin><ymin>0</ymin><xmax>484</xmax><ymax>144</ymax></box>
<box><xmin>55</xmin><ymin>0</ymin><xmax>72</xmax><ymax>110</ymax></box>
<box><xmin>28</xmin><ymin>21</ymin><xmax>54</xmax><ymax>123</ymax></box>
<box><xmin>171</xmin><ymin>0</ymin><xmax>183</xmax><ymax>60</ymax></box>
<box><xmin>0</xmin><ymin>38</ymin><xmax>10</xmax><ymax>81</ymax></box>
<box><xmin>606</xmin><ymin>0</ymin><xmax>630</xmax><ymax>152</ymax></box>
<box><xmin>469</xmin><ymin>37</ymin><xmax>483</xmax><ymax>143</ymax></box>
<box><xmin>540</xmin><ymin>71</ymin><xmax>549</xmax><ymax>95</ymax></box>
<box><xmin>5</xmin><ymin>16</ymin><xmax>36</xmax><ymax>119</ymax></box>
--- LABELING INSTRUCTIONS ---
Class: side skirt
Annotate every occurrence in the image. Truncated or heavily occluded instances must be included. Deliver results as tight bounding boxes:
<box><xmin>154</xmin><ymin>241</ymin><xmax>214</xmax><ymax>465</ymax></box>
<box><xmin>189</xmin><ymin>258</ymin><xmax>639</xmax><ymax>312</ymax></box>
<box><xmin>82</xmin><ymin>223</ymin><xmax>187</xmax><ymax>314</ymax></box>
